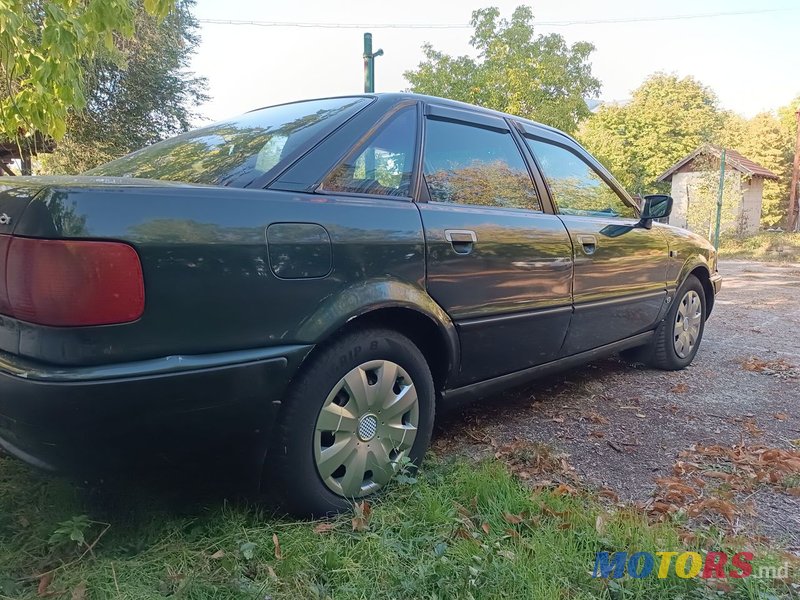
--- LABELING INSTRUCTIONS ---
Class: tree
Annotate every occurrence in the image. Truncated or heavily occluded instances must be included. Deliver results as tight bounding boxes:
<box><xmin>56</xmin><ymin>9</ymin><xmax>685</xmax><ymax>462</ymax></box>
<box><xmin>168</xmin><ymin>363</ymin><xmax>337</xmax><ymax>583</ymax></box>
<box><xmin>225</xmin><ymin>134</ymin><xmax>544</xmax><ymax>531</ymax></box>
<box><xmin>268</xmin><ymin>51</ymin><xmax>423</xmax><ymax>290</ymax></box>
<box><xmin>578</xmin><ymin>73</ymin><xmax>723</xmax><ymax>194</ymax></box>
<box><xmin>43</xmin><ymin>0</ymin><xmax>207</xmax><ymax>174</ymax></box>
<box><xmin>0</xmin><ymin>0</ymin><xmax>174</xmax><ymax>153</ymax></box>
<box><xmin>404</xmin><ymin>6</ymin><xmax>600</xmax><ymax>134</ymax></box>
<box><xmin>724</xmin><ymin>111</ymin><xmax>794</xmax><ymax>226</ymax></box>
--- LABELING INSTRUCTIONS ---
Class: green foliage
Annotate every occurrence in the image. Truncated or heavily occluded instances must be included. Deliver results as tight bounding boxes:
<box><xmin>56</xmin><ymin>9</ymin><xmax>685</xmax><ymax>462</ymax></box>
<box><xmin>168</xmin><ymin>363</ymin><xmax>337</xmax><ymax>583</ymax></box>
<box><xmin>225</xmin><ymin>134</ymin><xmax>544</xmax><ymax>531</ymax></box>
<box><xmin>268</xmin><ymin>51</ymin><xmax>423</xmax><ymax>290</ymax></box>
<box><xmin>578</xmin><ymin>73</ymin><xmax>723</xmax><ymax>195</ymax></box>
<box><xmin>0</xmin><ymin>0</ymin><xmax>175</xmax><ymax>150</ymax></box>
<box><xmin>404</xmin><ymin>6</ymin><xmax>600</xmax><ymax>133</ymax></box>
<box><xmin>581</xmin><ymin>74</ymin><xmax>797</xmax><ymax>228</ymax></box>
<box><xmin>718</xmin><ymin>231</ymin><xmax>800</xmax><ymax>261</ymax></box>
<box><xmin>0</xmin><ymin>454</ymin><xmax>792</xmax><ymax>599</ymax></box>
<box><xmin>49</xmin><ymin>514</ymin><xmax>91</xmax><ymax>547</ymax></box>
<box><xmin>682</xmin><ymin>160</ymin><xmax>743</xmax><ymax>238</ymax></box>
<box><xmin>42</xmin><ymin>0</ymin><xmax>207</xmax><ymax>174</ymax></box>
<box><xmin>719</xmin><ymin>108</ymin><xmax>795</xmax><ymax>227</ymax></box>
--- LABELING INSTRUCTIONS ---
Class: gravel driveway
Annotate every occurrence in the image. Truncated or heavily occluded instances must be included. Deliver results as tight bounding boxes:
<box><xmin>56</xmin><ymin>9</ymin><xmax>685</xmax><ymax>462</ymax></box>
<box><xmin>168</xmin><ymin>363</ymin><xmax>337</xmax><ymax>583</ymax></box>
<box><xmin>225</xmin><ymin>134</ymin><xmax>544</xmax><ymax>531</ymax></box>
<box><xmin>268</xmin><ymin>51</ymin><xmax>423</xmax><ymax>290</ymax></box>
<box><xmin>434</xmin><ymin>260</ymin><xmax>800</xmax><ymax>548</ymax></box>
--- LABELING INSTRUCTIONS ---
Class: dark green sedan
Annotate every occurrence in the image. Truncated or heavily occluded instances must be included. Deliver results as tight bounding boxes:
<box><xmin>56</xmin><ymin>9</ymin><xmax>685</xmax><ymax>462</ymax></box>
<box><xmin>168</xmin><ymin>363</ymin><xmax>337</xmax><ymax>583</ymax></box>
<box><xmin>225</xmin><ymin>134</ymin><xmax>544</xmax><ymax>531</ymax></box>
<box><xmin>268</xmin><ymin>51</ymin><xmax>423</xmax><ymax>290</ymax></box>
<box><xmin>0</xmin><ymin>94</ymin><xmax>721</xmax><ymax>515</ymax></box>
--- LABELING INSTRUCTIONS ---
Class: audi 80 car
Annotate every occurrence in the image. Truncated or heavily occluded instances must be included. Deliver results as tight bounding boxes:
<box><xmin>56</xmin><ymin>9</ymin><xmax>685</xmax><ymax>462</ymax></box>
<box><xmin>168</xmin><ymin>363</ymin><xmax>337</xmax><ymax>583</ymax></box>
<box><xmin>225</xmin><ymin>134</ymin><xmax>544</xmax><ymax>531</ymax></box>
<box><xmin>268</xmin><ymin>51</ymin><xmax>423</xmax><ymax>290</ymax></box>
<box><xmin>0</xmin><ymin>94</ymin><xmax>721</xmax><ymax>514</ymax></box>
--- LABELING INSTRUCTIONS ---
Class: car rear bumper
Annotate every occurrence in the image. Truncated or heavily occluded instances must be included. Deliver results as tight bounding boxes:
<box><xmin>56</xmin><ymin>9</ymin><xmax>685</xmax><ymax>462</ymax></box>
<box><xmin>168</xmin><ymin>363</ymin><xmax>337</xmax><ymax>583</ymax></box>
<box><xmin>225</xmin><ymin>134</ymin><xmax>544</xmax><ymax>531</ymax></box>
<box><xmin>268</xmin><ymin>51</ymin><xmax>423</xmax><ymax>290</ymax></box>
<box><xmin>0</xmin><ymin>345</ymin><xmax>311</xmax><ymax>476</ymax></box>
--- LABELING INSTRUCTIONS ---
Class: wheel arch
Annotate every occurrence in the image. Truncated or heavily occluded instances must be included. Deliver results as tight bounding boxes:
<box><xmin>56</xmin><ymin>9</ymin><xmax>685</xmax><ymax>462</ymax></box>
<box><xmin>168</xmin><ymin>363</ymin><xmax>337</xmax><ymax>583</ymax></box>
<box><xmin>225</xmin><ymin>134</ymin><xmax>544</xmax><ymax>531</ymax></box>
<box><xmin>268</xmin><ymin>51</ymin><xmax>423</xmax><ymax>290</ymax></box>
<box><xmin>673</xmin><ymin>253</ymin><xmax>715</xmax><ymax>318</ymax></box>
<box><xmin>293</xmin><ymin>279</ymin><xmax>460</xmax><ymax>395</ymax></box>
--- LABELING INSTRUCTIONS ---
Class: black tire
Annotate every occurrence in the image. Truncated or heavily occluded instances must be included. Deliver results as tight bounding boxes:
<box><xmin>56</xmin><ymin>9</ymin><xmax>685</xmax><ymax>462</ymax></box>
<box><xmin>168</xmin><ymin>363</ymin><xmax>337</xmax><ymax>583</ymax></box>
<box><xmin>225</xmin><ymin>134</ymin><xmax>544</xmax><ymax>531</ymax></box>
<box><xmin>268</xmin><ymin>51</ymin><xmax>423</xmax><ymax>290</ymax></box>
<box><xmin>632</xmin><ymin>274</ymin><xmax>707</xmax><ymax>370</ymax></box>
<box><xmin>264</xmin><ymin>328</ymin><xmax>435</xmax><ymax>516</ymax></box>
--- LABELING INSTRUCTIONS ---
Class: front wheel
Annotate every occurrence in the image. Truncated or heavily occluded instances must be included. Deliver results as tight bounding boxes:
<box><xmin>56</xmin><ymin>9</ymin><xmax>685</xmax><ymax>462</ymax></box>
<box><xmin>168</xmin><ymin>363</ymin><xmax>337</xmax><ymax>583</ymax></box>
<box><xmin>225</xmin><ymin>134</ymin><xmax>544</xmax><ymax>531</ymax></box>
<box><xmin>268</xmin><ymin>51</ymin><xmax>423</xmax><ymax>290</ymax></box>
<box><xmin>631</xmin><ymin>275</ymin><xmax>707</xmax><ymax>370</ymax></box>
<box><xmin>264</xmin><ymin>328</ymin><xmax>435</xmax><ymax>516</ymax></box>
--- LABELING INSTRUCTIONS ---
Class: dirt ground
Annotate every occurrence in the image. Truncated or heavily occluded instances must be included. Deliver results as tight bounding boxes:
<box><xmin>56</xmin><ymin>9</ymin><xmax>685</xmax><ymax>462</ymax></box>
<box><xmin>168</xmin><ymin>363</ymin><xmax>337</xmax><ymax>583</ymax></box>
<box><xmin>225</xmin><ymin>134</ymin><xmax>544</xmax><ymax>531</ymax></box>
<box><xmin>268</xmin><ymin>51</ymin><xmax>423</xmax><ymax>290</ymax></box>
<box><xmin>433</xmin><ymin>260</ymin><xmax>800</xmax><ymax>549</ymax></box>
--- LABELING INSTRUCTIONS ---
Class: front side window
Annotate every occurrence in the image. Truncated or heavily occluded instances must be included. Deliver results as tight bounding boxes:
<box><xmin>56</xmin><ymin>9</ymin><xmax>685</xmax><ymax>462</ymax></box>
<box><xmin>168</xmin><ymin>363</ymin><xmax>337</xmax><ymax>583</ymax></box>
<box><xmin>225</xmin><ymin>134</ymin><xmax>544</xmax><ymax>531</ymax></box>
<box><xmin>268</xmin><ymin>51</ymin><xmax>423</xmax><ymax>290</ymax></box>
<box><xmin>88</xmin><ymin>97</ymin><xmax>371</xmax><ymax>187</ymax></box>
<box><xmin>324</xmin><ymin>106</ymin><xmax>416</xmax><ymax>197</ymax></box>
<box><xmin>526</xmin><ymin>139</ymin><xmax>636</xmax><ymax>219</ymax></box>
<box><xmin>422</xmin><ymin>118</ymin><xmax>540</xmax><ymax>211</ymax></box>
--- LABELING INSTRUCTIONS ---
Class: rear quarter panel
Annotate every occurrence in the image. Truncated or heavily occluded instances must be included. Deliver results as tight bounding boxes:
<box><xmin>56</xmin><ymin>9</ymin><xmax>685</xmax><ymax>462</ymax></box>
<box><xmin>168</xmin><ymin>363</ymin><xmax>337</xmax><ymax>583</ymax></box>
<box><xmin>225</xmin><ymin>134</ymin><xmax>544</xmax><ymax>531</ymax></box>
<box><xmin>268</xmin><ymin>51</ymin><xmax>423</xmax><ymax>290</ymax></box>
<box><xmin>6</xmin><ymin>185</ymin><xmax>426</xmax><ymax>366</ymax></box>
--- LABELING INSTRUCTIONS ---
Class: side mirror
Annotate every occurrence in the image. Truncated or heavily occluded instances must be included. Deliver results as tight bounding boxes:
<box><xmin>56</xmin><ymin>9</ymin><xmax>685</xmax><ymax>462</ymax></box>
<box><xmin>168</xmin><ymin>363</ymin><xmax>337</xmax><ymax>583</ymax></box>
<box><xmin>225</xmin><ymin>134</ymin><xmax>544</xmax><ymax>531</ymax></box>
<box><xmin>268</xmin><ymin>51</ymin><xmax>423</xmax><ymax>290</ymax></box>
<box><xmin>638</xmin><ymin>194</ymin><xmax>673</xmax><ymax>229</ymax></box>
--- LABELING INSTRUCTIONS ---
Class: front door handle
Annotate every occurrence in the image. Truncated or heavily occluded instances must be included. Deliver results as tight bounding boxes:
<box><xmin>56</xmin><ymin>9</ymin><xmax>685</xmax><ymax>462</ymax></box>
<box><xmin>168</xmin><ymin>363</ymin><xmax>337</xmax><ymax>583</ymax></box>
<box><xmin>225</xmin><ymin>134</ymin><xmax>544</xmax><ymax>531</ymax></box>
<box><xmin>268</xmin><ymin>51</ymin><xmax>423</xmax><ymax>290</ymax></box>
<box><xmin>444</xmin><ymin>229</ymin><xmax>477</xmax><ymax>255</ymax></box>
<box><xmin>577</xmin><ymin>234</ymin><xmax>597</xmax><ymax>255</ymax></box>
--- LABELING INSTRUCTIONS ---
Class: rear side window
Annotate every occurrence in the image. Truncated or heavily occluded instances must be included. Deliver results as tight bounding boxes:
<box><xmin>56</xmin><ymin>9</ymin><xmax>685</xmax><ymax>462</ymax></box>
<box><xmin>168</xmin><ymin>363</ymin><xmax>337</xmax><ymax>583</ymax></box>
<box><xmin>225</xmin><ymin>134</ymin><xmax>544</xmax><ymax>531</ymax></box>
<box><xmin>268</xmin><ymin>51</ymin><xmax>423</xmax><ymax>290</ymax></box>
<box><xmin>323</xmin><ymin>106</ymin><xmax>417</xmax><ymax>197</ymax></box>
<box><xmin>88</xmin><ymin>97</ymin><xmax>371</xmax><ymax>187</ymax></box>
<box><xmin>526</xmin><ymin>139</ymin><xmax>636</xmax><ymax>219</ymax></box>
<box><xmin>422</xmin><ymin>118</ymin><xmax>540</xmax><ymax>211</ymax></box>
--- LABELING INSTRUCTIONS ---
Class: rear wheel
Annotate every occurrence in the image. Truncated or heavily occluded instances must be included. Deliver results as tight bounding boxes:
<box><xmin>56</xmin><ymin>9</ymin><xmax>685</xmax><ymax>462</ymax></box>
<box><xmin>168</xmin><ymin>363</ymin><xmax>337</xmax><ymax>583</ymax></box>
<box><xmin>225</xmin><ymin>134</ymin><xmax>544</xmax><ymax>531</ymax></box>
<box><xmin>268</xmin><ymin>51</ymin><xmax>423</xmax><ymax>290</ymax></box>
<box><xmin>625</xmin><ymin>275</ymin><xmax>706</xmax><ymax>370</ymax></box>
<box><xmin>264</xmin><ymin>328</ymin><xmax>435</xmax><ymax>516</ymax></box>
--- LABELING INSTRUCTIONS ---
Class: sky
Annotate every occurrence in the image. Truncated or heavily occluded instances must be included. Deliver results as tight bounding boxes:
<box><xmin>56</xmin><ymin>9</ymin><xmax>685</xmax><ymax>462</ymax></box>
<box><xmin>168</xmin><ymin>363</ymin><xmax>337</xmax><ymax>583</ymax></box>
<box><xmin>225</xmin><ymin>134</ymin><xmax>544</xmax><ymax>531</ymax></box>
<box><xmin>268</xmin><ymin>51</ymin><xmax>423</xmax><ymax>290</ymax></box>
<box><xmin>189</xmin><ymin>0</ymin><xmax>800</xmax><ymax>124</ymax></box>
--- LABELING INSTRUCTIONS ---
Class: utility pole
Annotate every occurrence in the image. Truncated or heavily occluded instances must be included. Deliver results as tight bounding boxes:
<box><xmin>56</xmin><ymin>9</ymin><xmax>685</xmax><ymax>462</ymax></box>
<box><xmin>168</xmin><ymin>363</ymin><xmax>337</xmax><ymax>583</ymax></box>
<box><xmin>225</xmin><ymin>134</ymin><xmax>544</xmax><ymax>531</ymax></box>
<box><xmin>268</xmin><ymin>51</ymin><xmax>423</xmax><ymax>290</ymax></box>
<box><xmin>363</xmin><ymin>33</ymin><xmax>383</xmax><ymax>93</ymax></box>
<box><xmin>713</xmin><ymin>148</ymin><xmax>726</xmax><ymax>251</ymax></box>
<box><xmin>788</xmin><ymin>106</ymin><xmax>800</xmax><ymax>232</ymax></box>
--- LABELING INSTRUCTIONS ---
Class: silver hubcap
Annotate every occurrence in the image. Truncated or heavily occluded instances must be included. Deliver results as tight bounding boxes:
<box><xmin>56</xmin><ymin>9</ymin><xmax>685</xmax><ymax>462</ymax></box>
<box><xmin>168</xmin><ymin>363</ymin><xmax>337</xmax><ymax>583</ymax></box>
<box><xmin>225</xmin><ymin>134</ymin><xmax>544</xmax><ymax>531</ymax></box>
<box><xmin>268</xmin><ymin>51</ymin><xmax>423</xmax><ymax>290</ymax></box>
<box><xmin>314</xmin><ymin>359</ymin><xmax>419</xmax><ymax>498</ymax></box>
<box><xmin>674</xmin><ymin>290</ymin><xmax>702</xmax><ymax>358</ymax></box>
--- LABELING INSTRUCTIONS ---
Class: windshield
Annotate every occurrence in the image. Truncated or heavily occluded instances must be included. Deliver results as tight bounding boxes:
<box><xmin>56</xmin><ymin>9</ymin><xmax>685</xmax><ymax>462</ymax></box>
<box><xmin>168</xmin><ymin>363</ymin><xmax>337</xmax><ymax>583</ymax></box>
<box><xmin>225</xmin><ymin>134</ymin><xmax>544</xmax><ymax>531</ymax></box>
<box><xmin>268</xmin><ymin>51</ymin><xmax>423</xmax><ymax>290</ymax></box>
<box><xmin>87</xmin><ymin>97</ymin><xmax>371</xmax><ymax>187</ymax></box>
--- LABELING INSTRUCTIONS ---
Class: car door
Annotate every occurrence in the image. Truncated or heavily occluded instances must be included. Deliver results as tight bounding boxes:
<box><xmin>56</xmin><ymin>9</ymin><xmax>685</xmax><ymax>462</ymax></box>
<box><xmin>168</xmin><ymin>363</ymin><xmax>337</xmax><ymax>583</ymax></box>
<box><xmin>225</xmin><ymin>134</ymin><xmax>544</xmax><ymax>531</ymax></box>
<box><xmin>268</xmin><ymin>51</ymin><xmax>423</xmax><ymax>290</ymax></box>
<box><xmin>417</xmin><ymin>105</ymin><xmax>573</xmax><ymax>386</ymax></box>
<box><xmin>519</xmin><ymin>126</ymin><xmax>669</xmax><ymax>355</ymax></box>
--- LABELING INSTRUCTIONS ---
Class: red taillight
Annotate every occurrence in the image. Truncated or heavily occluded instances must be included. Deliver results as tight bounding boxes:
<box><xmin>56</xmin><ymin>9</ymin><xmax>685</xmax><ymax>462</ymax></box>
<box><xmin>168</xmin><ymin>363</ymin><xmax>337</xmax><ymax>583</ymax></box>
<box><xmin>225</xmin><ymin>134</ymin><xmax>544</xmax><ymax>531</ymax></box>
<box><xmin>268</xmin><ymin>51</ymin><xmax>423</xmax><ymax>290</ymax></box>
<box><xmin>1</xmin><ymin>237</ymin><xmax>144</xmax><ymax>327</ymax></box>
<box><xmin>0</xmin><ymin>235</ymin><xmax>12</xmax><ymax>315</ymax></box>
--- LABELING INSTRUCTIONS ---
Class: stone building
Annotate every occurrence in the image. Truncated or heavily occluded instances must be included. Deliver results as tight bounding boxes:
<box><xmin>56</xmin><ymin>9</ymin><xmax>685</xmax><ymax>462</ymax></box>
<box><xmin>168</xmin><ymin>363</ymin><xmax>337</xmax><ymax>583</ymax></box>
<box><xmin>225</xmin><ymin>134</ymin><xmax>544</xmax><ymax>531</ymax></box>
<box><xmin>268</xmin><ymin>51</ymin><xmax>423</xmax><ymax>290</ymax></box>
<box><xmin>657</xmin><ymin>145</ymin><xmax>779</xmax><ymax>235</ymax></box>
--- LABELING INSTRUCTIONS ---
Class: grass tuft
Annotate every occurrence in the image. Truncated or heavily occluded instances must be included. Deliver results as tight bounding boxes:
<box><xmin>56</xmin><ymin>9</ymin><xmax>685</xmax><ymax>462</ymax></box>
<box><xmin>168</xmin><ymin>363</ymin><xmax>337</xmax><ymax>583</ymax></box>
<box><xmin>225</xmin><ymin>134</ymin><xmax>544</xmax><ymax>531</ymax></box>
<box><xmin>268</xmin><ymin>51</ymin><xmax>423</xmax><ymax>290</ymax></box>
<box><xmin>0</xmin><ymin>454</ymin><xmax>792</xmax><ymax>599</ymax></box>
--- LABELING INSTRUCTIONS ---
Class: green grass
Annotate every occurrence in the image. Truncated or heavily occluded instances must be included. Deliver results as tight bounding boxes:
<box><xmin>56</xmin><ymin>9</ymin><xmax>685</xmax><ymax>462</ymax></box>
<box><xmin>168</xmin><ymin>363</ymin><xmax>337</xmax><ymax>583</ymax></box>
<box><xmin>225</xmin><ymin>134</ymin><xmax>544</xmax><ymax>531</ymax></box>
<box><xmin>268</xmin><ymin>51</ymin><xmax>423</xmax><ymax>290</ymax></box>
<box><xmin>0</xmin><ymin>454</ymin><xmax>792</xmax><ymax>599</ymax></box>
<box><xmin>718</xmin><ymin>232</ymin><xmax>800</xmax><ymax>261</ymax></box>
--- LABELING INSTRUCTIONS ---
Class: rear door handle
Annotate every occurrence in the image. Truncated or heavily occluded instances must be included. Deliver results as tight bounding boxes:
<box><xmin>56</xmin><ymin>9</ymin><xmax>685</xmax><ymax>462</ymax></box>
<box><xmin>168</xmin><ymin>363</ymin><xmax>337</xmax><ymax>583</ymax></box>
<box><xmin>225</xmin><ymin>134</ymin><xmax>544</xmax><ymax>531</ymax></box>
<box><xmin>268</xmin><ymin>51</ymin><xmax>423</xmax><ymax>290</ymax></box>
<box><xmin>444</xmin><ymin>229</ymin><xmax>477</xmax><ymax>255</ymax></box>
<box><xmin>577</xmin><ymin>234</ymin><xmax>597</xmax><ymax>255</ymax></box>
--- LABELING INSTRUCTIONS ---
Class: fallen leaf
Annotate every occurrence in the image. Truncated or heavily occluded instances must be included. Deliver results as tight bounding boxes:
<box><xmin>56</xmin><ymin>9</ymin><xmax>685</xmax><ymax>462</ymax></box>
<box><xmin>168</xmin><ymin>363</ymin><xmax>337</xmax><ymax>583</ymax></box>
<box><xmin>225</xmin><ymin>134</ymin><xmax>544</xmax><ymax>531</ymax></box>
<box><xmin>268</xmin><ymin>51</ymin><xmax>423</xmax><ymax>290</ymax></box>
<box><xmin>352</xmin><ymin>501</ymin><xmax>372</xmax><ymax>532</ymax></box>
<box><xmin>272</xmin><ymin>533</ymin><xmax>282</xmax><ymax>560</ymax></box>
<box><xmin>595</xmin><ymin>513</ymin><xmax>607</xmax><ymax>535</ymax></box>
<box><xmin>775</xmin><ymin>413</ymin><xmax>788</xmax><ymax>421</ymax></box>
<box><xmin>37</xmin><ymin>573</ymin><xmax>53</xmax><ymax>597</ymax></box>
<box><xmin>71</xmin><ymin>581</ymin><xmax>87</xmax><ymax>600</ymax></box>
<box><xmin>598</xmin><ymin>487</ymin><xmax>619</xmax><ymax>502</ymax></box>
<box><xmin>313</xmin><ymin>522</ymin><xmax>336</xmax><ymax>535</ymax></box>
<box><xmin>502</xmin><ymin>512</ymin><xmax>523</xmax><ymax>525</ymax></box>
<box><xmin>554</xmin><ymin>483</ymin><xmax>577</xmax><ymax>496</ymax></box>
<box><xmin>209</xmin><ymin>549</ymin><xmax>225</xmax><ymax>560</ymax></box>
<box><xmin>635</xmin><ymin>413</ymin><xmax>647</xmax><ymax>419</ymax></box>
<box><xmin>671</xmin><ymin>383</ymin><xmax>689</xmax><ymax>394</ymax></box>
<box><xmin>587</xmin><ymin>412</ymin><xmax>610</xmax><ymax>425</ymax></box>
<box><xmin>787</xmin><ymin>488</ymin><xmax>800</xmax><ymax>497</ymax></box>
<box><xmin>267</xmin><ymin>565</ymin><xmax>278</xmax><ymax>581</ymax></box>
<box><xmin>497</xmin><ymin>549</ymin><xmax>516</xmax><ymax>560</ymax></box>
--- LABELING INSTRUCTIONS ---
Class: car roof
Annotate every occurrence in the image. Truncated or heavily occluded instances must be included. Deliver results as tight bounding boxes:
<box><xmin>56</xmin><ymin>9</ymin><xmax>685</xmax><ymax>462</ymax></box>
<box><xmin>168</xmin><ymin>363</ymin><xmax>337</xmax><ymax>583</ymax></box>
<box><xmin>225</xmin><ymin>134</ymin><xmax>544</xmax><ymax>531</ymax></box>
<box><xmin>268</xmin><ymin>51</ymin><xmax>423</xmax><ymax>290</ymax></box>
<box><xmin>248</xmin><ymin>92</ymin><xmax>573</xmax><ymax>142</ymax></box>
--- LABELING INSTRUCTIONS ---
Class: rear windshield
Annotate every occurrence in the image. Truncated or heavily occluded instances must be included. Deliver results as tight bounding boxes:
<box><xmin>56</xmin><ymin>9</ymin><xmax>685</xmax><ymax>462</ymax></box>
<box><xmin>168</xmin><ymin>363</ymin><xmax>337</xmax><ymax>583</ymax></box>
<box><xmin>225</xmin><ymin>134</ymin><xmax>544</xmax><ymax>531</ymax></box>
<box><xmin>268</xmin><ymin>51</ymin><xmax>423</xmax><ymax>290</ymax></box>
<box><xmin>87</xmin><ymin>97</ymin><xmax>371</xmax><ymax>187</ymax></box>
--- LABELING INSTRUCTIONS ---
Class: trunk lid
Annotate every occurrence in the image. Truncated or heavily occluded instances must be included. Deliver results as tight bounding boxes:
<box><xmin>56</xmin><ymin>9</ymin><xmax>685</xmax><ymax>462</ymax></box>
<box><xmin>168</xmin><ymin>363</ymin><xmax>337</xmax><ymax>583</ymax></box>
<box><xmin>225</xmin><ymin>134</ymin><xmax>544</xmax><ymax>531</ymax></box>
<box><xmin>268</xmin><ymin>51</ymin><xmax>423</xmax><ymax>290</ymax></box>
<box><xmin>0</xmin><ymin>178</ymin><xmax>45</xmax><ymax>235</ymax></box>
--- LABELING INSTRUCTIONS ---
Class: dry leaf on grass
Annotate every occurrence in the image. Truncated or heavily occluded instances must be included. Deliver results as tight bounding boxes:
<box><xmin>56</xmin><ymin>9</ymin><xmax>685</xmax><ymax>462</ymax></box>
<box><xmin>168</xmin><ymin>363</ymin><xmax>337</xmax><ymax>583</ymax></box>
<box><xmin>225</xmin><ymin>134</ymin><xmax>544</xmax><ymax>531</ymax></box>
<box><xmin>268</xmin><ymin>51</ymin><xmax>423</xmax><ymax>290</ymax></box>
<box><xmin>598</xmin><ymin>487</ymin><xmax>619</xmax><ymax>502</ymax></box>
<box><xmin>313</xmin><ymin>522</ymin><xmax>336</xmax><ymax>534</ymax></box>
<box><xmin>554</xmin><ymin>483</ymin><xmax>577</xmax><ymax>496</ymax></box>
<box><xmin>595</xmin><ymin>513</ymin><xmax>608</xmax><ymax>535</ymax></box>
<box><xmin>71</xmin><ymin>581</ymin><xmax>87</xmax><ymax>600</ymax></box>
<box><xmin>37</xmin><ymin>573</ymin><xmax>53</xmax><ymax>598</ymax></box>
<box><xmin>502</xmin><ymin>512</ymin><xmax>523</xmax><ymax>525</ymax></box>
<box><xmin>352</xmin><ymin>501</ymin><xmax>372</xmax><ymax>532</ymax></box>
<box><xmin>209</xmin><ymin>549</ymin><xmax>225</xmax><ymax>560</ymax></box>
<box><xmin>272</xmin><ymin>533</ymin><xmax>282</xmax><ymax>560</ymax></box>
